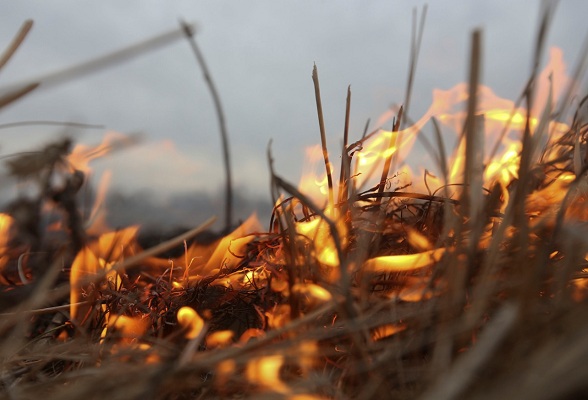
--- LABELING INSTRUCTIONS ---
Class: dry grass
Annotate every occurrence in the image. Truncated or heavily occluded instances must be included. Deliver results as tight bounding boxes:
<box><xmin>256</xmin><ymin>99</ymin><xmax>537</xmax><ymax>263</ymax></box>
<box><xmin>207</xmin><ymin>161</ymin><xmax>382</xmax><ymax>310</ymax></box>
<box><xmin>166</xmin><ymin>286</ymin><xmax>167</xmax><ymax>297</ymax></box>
<box><xmin>1</xmin><ymin>6</ymin><xmax>588</xmax><ymax>400</ymax></box>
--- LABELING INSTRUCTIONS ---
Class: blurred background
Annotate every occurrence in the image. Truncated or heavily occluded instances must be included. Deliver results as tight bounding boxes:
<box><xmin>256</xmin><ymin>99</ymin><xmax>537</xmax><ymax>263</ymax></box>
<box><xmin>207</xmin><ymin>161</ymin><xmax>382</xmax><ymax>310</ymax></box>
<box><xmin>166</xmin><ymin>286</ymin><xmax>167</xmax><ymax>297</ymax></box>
<box><xmin>0</xmin><ymin>0</ymin><xmax>586</xmax><ymax>230</ymax></box>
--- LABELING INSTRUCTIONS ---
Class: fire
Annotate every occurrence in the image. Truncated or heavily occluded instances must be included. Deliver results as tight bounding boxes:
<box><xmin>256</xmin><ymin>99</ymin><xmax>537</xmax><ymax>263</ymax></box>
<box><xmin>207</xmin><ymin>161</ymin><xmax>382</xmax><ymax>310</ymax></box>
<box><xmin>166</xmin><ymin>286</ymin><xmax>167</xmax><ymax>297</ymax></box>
<box><xmin>195</xmin><ymin>213</ymin><xmax>262</xmax><ymax>280</ymax></box>
<box><xmin>294</xmin><ymin>205</ymin><xmax>347</xmax><ymax>282</ymax></box>
<box><xmin>372</xmin><ymin>324</ymin><xmax>406</xmax><ymax>341</ymax></box>
<box><xmin>63</xmin><ymin>46</ymin><xmax>575</xmax><ymax>345</ymax></box>
<box><xmin>177</xmin><ymin>306</ymin><xmax>205</xmax><ymax>339</ymax></box>
<box><xmin>245</xmin><ymin>354</ymin><xmax>289</xmax><ymax>394</ymax></box>
<box><xmin>84</xmin><ymin>43</ymin><xmax>582</xmax><ymax>395</ymax></box>
<box><xmin>299</xmin><ymin>47</ymin><xmax>570</xmax><ymax>203</ymax></box>
<box><xmin>2</xmin><ymin>25</ymin><xmax>582</xmax><ymax>397</ymax></box>
<box><xmin>67</xmin><ymin>131</ymin><xmax>140</xmax><ymax>176</ymax></box>
<box><xmin>0</xmin><ymin>213</ymin><xmax>14</xmax><ymax>285</ymax></box>
<box><xmin>70</xmin><ymin>226</ymin><xmax>139</xmax><ymax>325</ymax></box>
<box><xmin>205</xmin><ymin>329</ymin><xmax>234</xmax><ymax>348</ymax></box>
<box><xmin>363</xmin><ymin>248</ymin><xmax>446</xmax><ymax>274</ymax></box>
<box><xmin>104</xmin><ymin>314</ymin><xmax>150</xmax><ymax>344</ymax></box>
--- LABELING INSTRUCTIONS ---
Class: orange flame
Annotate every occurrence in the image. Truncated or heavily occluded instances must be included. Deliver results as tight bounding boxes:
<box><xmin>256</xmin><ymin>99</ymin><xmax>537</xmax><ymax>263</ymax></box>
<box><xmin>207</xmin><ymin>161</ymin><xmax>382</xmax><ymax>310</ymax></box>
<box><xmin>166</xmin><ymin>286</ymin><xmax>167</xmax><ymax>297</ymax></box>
<box><xmin>104</xmin><ymin>314</ymin><xmax>150</xmax><ymax>344</ymax></box>
<box><xmin>182</xmin><ymin>213</ymin><xmax>263</xmax><ymax>280</ymax></box>
<box><xmin>245</xmin><ymin>354</ymin><xmax>289</xmax><ymax>394</ymax></box>
<box><xmin>0</xmin><ymin>214</ymin><xmax>14</xmax><ymax>285</ymax></box>
<box><xmin>70</xmin><ymin>226</ymin><xmax>139</xmax><ymax>324</ymax></box>
<box><xmin>177</xmin><ymin>306</ymin><xmax>205</xmax><ymax>339</ymax></box>
<box><xmin>372</xmin><ymin>324</ymin><xmax>406</xmax><ymax>341</ymax></box>
<box><xmin>205</xmin><ymin>330</ymin><xmax>234</xmax><ymax>348</ymax></box>
<box><xmin>295</xmin><ymin>206</ymin><xmax>347</xmax><ymax>282</ymax></box>
<box><xmin>298</xmin><ymin>47</ymin><xmax>571</xmax><ymax>203</ymax></box>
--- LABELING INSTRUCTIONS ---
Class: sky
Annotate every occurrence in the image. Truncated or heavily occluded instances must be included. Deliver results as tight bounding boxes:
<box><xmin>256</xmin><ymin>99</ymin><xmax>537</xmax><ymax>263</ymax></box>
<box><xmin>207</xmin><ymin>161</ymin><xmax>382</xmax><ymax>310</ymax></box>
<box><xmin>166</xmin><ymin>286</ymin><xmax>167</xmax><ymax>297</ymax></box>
<box><xmin>0</xmin><ymin>1</ymin><xmax>587</xmax><ymax>210</ymax></box>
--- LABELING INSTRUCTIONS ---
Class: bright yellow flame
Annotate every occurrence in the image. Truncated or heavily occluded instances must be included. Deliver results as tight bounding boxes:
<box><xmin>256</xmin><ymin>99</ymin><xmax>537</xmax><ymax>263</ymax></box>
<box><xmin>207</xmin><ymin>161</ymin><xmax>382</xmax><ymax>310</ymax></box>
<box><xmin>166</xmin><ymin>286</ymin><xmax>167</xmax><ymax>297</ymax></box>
<box><xmin>363</xmin><ymin>248</ymin><xmax>446</xmax><ymax>273</ymax></box>
<box><xmin>177</xmin><ymin>306</ymin><xmax>204</xmax><ymax>339</ymax></box>
<box><xmin>406</xmin><ymin>227</ymin><xmax>432</xmax><ymax>251</ymax></box>
<box><xmin>295</xmin><ymin>206</ymin><xmax>347</xmax><ymax>282</ymax></box>
<box><xmin>485</xmin><ymin>142</ymin><xmax>521</xmax><ymax>184</ymax></box>
<box><xmin>95</xmin><ymin>226</ymin><xmax>139</xmax><ymax>261</ymax></box>
<box><xmin>295</xmin><ymin>47</ymin><xmax>571</xmax><ymax>204</ymax></box>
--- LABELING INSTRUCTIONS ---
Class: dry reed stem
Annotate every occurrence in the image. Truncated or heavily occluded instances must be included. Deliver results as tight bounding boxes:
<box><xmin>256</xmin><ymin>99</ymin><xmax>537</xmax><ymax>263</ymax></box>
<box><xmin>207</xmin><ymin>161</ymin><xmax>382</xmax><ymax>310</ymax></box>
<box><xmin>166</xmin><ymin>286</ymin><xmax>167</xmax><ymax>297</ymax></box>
<box><xmin>180</xmin><ymin>20</ymin><xmax>233</xmax><ymax>233</ymax></box>
<box><xmin>421</xmin><ymin>302</ymin><xmax>519</xmax><ymax>400</ymax></box>
<box><xmin>0</xmin><ymin>19</ymin><xmax>33</xmax><ymax>71</ymax></box>
<box><xmin>338</xmin><ymin>85</ymin><xmax>352</xmax><ymax>207</ymax></box>
<box><xmin>463</xmin><ymin>30</ymin><xmax>483</xmax><ymax>217</ymax></box>
<box><xmin>0</xmin><ymin>83</ymin><xmax>38</xmax><ymax>109</ymax></box>
<box><xmin>312</xmin><ymin>64</ymin><xmax>335</xmax><ymax>208</ymax></box>
<box><xmin>0</xmin><ymin>22</ymin><xmax>196</xmax><ymax>100</ymax></box>
<box><xmin>0</xmin><ymin>121</ymin><xmax>104</xmax><ymax>130</ymax></box>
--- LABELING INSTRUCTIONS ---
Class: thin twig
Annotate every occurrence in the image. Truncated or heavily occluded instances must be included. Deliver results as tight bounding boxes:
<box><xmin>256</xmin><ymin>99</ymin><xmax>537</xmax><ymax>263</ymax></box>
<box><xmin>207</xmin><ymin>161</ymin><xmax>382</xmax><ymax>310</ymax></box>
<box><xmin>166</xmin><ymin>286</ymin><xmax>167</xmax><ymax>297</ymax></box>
<box><xmin>0</xmin><ymin>83</ymin><xmax>38</xmax><ymax>109</ymax></box>
<box><xmin>463</xmin><ymin>29</ymin><xmax>483</xmax><ymax>223</ymax></box>
<box><xmin>180</xmin><ymin>21</ymin><xmax>233</xmax><ymax>233</ymax></box>
<box><xmin>0</xmin><ymin>23</ymin><xmax>196</xmax><ymax>98</ymax></box>
<box><xmin>390</xmin><ymin>6</ymin><xmax>427</xmax><ymax>174</ymax></box>
<box><xmin>400</xmin><ymin>5</ymin><xmax>427</xmax><ymax>130</ymax></box>
<box><xmin>0</xmin><ymin>301</ymin><xmax>88</xmax><ymax>317</ymax></box>
<box><xmin>267</xmin><ymin>143</ymin><xmax>301</xmax><ymax>319</ymax></box>
<box><xmin>0</xmin><ymin>121</ymin><xmax>104</xmax><ymax>130</ymax></box>
<box><xmin>0</xmin><ymin>19</ymin><xmax>33</xmax><ymax>71</ymax></box>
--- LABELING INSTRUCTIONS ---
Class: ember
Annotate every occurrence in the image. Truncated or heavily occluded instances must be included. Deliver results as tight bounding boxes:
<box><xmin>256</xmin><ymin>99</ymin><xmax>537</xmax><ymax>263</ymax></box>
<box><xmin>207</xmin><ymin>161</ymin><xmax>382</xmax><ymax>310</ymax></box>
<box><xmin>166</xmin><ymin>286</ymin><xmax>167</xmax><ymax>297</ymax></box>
<box><xmin>1</xmin><ymin>7</ymin><xmax>588</xmax><ymax>400</ymax></box>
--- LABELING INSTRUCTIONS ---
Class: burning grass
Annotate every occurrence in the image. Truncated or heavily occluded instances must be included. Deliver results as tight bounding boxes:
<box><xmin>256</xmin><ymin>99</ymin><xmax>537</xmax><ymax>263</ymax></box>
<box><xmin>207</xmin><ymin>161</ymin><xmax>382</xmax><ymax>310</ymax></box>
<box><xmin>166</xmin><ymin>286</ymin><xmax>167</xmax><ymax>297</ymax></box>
<box><xmin>2</xmin><ymin>7</ymin><xmax>588</xmax><ymax>400</ymax></box>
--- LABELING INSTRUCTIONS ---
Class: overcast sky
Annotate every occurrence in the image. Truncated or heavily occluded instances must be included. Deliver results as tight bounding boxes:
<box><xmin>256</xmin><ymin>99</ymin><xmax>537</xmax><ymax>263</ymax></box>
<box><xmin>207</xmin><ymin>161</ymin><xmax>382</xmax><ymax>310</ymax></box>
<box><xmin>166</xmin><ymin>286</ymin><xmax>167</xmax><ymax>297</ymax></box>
<box><xmin>1</xmin><ymin>1</ymin><xmax>587</xmax><ymax>204</ymax></box>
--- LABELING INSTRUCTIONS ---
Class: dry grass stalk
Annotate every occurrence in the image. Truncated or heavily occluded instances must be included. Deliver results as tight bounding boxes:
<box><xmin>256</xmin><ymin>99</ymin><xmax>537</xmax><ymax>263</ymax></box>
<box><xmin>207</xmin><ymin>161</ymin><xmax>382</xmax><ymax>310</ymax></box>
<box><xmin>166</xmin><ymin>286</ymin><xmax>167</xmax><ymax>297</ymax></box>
<box><xmin>180</xmin><ymin>21</ymin><xmax>234</xmax><ymax>233</ymax></box>
<box><xmin>312</xmin><ymin>65</ymin><xmax>335</xmax><ymax>208</ymax></box>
